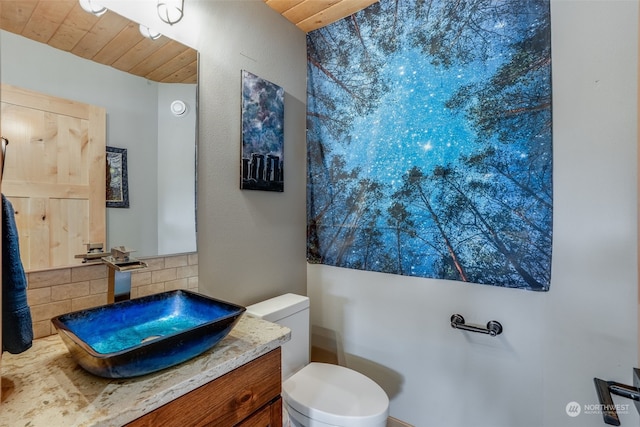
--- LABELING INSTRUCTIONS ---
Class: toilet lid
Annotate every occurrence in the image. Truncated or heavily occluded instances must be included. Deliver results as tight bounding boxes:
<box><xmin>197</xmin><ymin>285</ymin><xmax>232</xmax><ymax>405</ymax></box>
<box><xmin>282</xmin><ymin>363</ymin><xmax>389</xmax><ymax>427</ymax></box>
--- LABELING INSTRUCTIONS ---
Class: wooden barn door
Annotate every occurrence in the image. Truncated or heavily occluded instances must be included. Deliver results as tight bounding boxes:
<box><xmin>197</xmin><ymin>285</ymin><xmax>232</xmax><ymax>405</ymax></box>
<box><xmin>0</xmin><ymin>84</ymin><xmax>106</xmax><ymax>270</ymax></box>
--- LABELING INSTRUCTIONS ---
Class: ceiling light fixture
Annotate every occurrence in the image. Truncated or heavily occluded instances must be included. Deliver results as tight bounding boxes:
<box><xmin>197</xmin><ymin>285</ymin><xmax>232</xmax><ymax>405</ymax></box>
<box><xmin>139</xmin><ymin>24</ymin><xmax>162</xmax><ymax>40</ymax></box>
<box><xmin>157</xmin><ymin>0</ymin><xmax>184</xmax><ymax>25</ymax></box>
<box><xmin>78</xmin><ymin>0</ymin><xmax>107</xmax><ymax>17</ymax></box>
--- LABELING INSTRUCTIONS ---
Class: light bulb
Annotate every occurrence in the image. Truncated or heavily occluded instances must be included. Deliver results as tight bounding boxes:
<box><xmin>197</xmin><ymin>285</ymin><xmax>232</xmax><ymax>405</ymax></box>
<box><xmin>139</xmin><ymin>24</ymin><xmax>162</xmax><ymax>40</ymax></box>
<box><xmin>157</xmin><ymin>0</ymin><xmax>184</xmax><ymax>25</ymax></box>
<box><xmin>79</xmin><ymin>0</ymin><xmax>107</xmax><ymax>17</ymax></box>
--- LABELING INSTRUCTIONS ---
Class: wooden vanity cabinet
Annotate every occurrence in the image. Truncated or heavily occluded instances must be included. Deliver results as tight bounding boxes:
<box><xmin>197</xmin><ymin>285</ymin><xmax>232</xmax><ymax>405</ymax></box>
<box><xmin>126</xmin><ymin>348</ymin><xmax>282</xmax><ymax>427</ymax></box>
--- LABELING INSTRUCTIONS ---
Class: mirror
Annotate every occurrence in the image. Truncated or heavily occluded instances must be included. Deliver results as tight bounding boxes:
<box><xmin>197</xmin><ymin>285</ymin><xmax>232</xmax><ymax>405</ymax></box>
<box><xmin>0</xmin><ymin>3</ymin><xmax>197</xmax><ymax>271</ymax></box>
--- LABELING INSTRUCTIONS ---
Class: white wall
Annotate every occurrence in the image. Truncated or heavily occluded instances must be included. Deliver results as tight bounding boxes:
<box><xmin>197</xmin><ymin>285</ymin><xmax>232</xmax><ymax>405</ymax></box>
<box><xmin>0</xmin><ymin>30</ymin><xmax>196</xmax><ymax>258</ymax></box>
<box><xmin>157</xmin><ymin>83</ymin><xmax>197</xmax><ymax>255</ymax></box>
<box><xmin>542</xmin><ymin>1</ymin><xmax>638</xmax><ymax>426</ymax></box>
<box><xmin>309</xmin><ymin>1</ymin><xmax>639</xmax><ymax>426</ymax></box>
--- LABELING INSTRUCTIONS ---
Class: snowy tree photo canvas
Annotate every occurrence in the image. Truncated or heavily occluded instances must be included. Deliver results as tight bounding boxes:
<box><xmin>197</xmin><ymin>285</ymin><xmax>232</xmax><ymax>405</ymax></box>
<box><xmin>306</xmin><ymin>0</ymin><xmax>552</xmax><ymax>291</ymax></box>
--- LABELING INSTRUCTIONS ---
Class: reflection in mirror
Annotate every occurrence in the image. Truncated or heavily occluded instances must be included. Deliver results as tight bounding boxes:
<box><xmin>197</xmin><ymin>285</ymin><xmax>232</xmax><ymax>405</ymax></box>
<box><xmin>0</xmin><ymin>3</ymin><xmax>197</xmax><ymax>271</ymax></box>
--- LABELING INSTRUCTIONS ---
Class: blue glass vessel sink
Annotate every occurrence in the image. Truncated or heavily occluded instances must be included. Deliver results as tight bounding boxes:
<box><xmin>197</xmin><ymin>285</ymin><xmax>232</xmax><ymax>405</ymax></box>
<box><xmin>51</xmin><ymin>290</ymin><xmax>245</xmax><ymax>378</ymax></box>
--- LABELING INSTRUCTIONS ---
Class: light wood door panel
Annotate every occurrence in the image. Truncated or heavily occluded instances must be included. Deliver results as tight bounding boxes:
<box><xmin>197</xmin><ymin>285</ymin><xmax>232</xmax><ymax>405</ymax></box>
<box><xmin>0</xmin><ymin>84</ymin><xmax>105</xmax><ymax>270</ymax></box>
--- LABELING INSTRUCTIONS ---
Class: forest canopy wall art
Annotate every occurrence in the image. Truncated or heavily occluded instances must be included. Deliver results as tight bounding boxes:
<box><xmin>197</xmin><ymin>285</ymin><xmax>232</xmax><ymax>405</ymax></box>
<box><xmin>306</xmin><ymin>0</ymin><xmax>552</xmax><ymax>291</ymax></box>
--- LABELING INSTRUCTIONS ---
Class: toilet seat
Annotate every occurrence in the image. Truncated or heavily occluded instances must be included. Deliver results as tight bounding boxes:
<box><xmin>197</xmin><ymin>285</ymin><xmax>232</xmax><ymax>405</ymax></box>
<box><xmin>282</xmin><ymin>362</ymin><xmax>389</xmax><ymax>427</ymax></box>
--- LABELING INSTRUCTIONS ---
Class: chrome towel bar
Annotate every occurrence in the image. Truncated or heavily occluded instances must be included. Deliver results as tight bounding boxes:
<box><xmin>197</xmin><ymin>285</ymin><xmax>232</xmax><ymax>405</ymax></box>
<box><xmin>450</xmin><ymin>314</ymin><xmax>503</xmax><ymax>337</ymax></box>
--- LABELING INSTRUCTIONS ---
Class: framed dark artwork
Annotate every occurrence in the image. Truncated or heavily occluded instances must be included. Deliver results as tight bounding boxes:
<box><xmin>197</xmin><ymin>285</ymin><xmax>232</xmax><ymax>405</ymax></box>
<box><xmin>240</xmin><ymin>70</ymin><xmax>285</xmax><ymax>192</ymax></box>
<box><xmin>106</xmin><ymin>146</ymin><xmax>129</xmax><ymax>208</ymax></box>
<box><xmin>306</xmin><ymin>0</ymin><xmax>552</xmax><ymax>291</ymax></box>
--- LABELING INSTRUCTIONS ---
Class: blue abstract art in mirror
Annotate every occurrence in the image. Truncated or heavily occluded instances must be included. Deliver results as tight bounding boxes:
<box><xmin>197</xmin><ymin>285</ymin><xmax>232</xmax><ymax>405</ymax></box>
<box><xmin>306</xmin><ymin>0</ymin><xmax>552</xmax><ymax>291</ymax></box>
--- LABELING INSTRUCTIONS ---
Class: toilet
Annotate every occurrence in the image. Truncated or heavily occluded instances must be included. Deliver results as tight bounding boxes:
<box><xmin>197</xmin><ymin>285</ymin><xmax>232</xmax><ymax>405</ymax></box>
<box><xmin>246</xmin><ymin>294</ymin><xmax>389</xmax><ymax>427</ymax></box>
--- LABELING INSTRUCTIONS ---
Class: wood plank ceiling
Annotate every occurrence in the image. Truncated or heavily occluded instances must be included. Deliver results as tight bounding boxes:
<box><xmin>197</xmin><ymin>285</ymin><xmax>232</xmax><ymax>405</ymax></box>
<box><xmin>0</xmin><ymin>0</ymin><xmax>197</xmax><ymax>83</ymax></box>
<box><xmin>0</xmin><ymin>0</ymin><xmax>377</xmax><ymax>84</ymax></box>
<box><xmin>264</xmin><ymin>0</ymin><xmax>379</xmax><ymax>33</ymax></box>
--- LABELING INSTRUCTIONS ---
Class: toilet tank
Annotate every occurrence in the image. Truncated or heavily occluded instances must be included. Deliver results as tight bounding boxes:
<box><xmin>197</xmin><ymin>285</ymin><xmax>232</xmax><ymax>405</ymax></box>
<box><xmin>246</xmin><ymin>294</ymin><xmax>310</xmax><ymax>379</ymax></box>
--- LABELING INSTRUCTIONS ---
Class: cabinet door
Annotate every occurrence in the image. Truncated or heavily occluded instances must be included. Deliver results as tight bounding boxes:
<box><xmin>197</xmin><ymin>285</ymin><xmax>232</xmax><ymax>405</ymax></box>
<box><xmin>235</xmin><ymin>397</ymin><xmax>282</xmax><ymax>427</ymax></box>
<box><xmin>127</xmin><ymin>348</ymin><xmax>282</xmax><ymax>427</ymax></box>
<box><xmin>0</xmin><ymin>84</ymin><xmax>105</xmax><ymax>269</ymax></box>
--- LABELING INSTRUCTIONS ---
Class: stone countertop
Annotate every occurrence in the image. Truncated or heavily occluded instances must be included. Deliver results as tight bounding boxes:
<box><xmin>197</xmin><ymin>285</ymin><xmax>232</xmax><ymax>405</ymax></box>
<box><xmin>0</xmin><ymin>314</ymin><xmax>290</xmax><ymax>427</ymax></box>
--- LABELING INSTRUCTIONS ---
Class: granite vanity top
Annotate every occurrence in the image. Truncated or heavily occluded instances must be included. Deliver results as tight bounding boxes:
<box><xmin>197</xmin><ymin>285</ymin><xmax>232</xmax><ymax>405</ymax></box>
<box><xmin>0</xmin><ymin>314</ymin><xmax>290</xmax><ymax>427</ymax></box>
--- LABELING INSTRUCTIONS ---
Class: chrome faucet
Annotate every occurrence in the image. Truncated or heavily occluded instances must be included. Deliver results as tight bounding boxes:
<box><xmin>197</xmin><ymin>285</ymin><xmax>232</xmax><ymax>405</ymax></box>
<box><xmin>102</xmin><ymin>247</ymin><xmax>148</xmax><ymax>303</ymax></box>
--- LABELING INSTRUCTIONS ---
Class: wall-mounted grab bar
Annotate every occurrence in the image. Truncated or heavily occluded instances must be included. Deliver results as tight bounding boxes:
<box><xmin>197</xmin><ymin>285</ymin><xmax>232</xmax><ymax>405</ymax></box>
<box><xmin>450</xmin><ymin>314</ymin><xmax>503</xmax><ymax>337</ymax></box>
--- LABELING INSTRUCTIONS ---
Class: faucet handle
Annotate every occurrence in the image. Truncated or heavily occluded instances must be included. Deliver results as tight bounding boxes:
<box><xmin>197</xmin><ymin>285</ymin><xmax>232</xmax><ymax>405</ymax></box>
<box><xmin>111</xmin><ymin>246</ymin><xmax>135</xmax><ymax>261</ymax></box>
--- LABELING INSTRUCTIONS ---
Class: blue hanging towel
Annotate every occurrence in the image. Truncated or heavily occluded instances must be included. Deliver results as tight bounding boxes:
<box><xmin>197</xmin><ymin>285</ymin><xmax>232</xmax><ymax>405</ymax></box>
<box><xmin>2</xmin><ymin>194</ymin><xmax>33</xmax><ymax>354</ymax></box>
